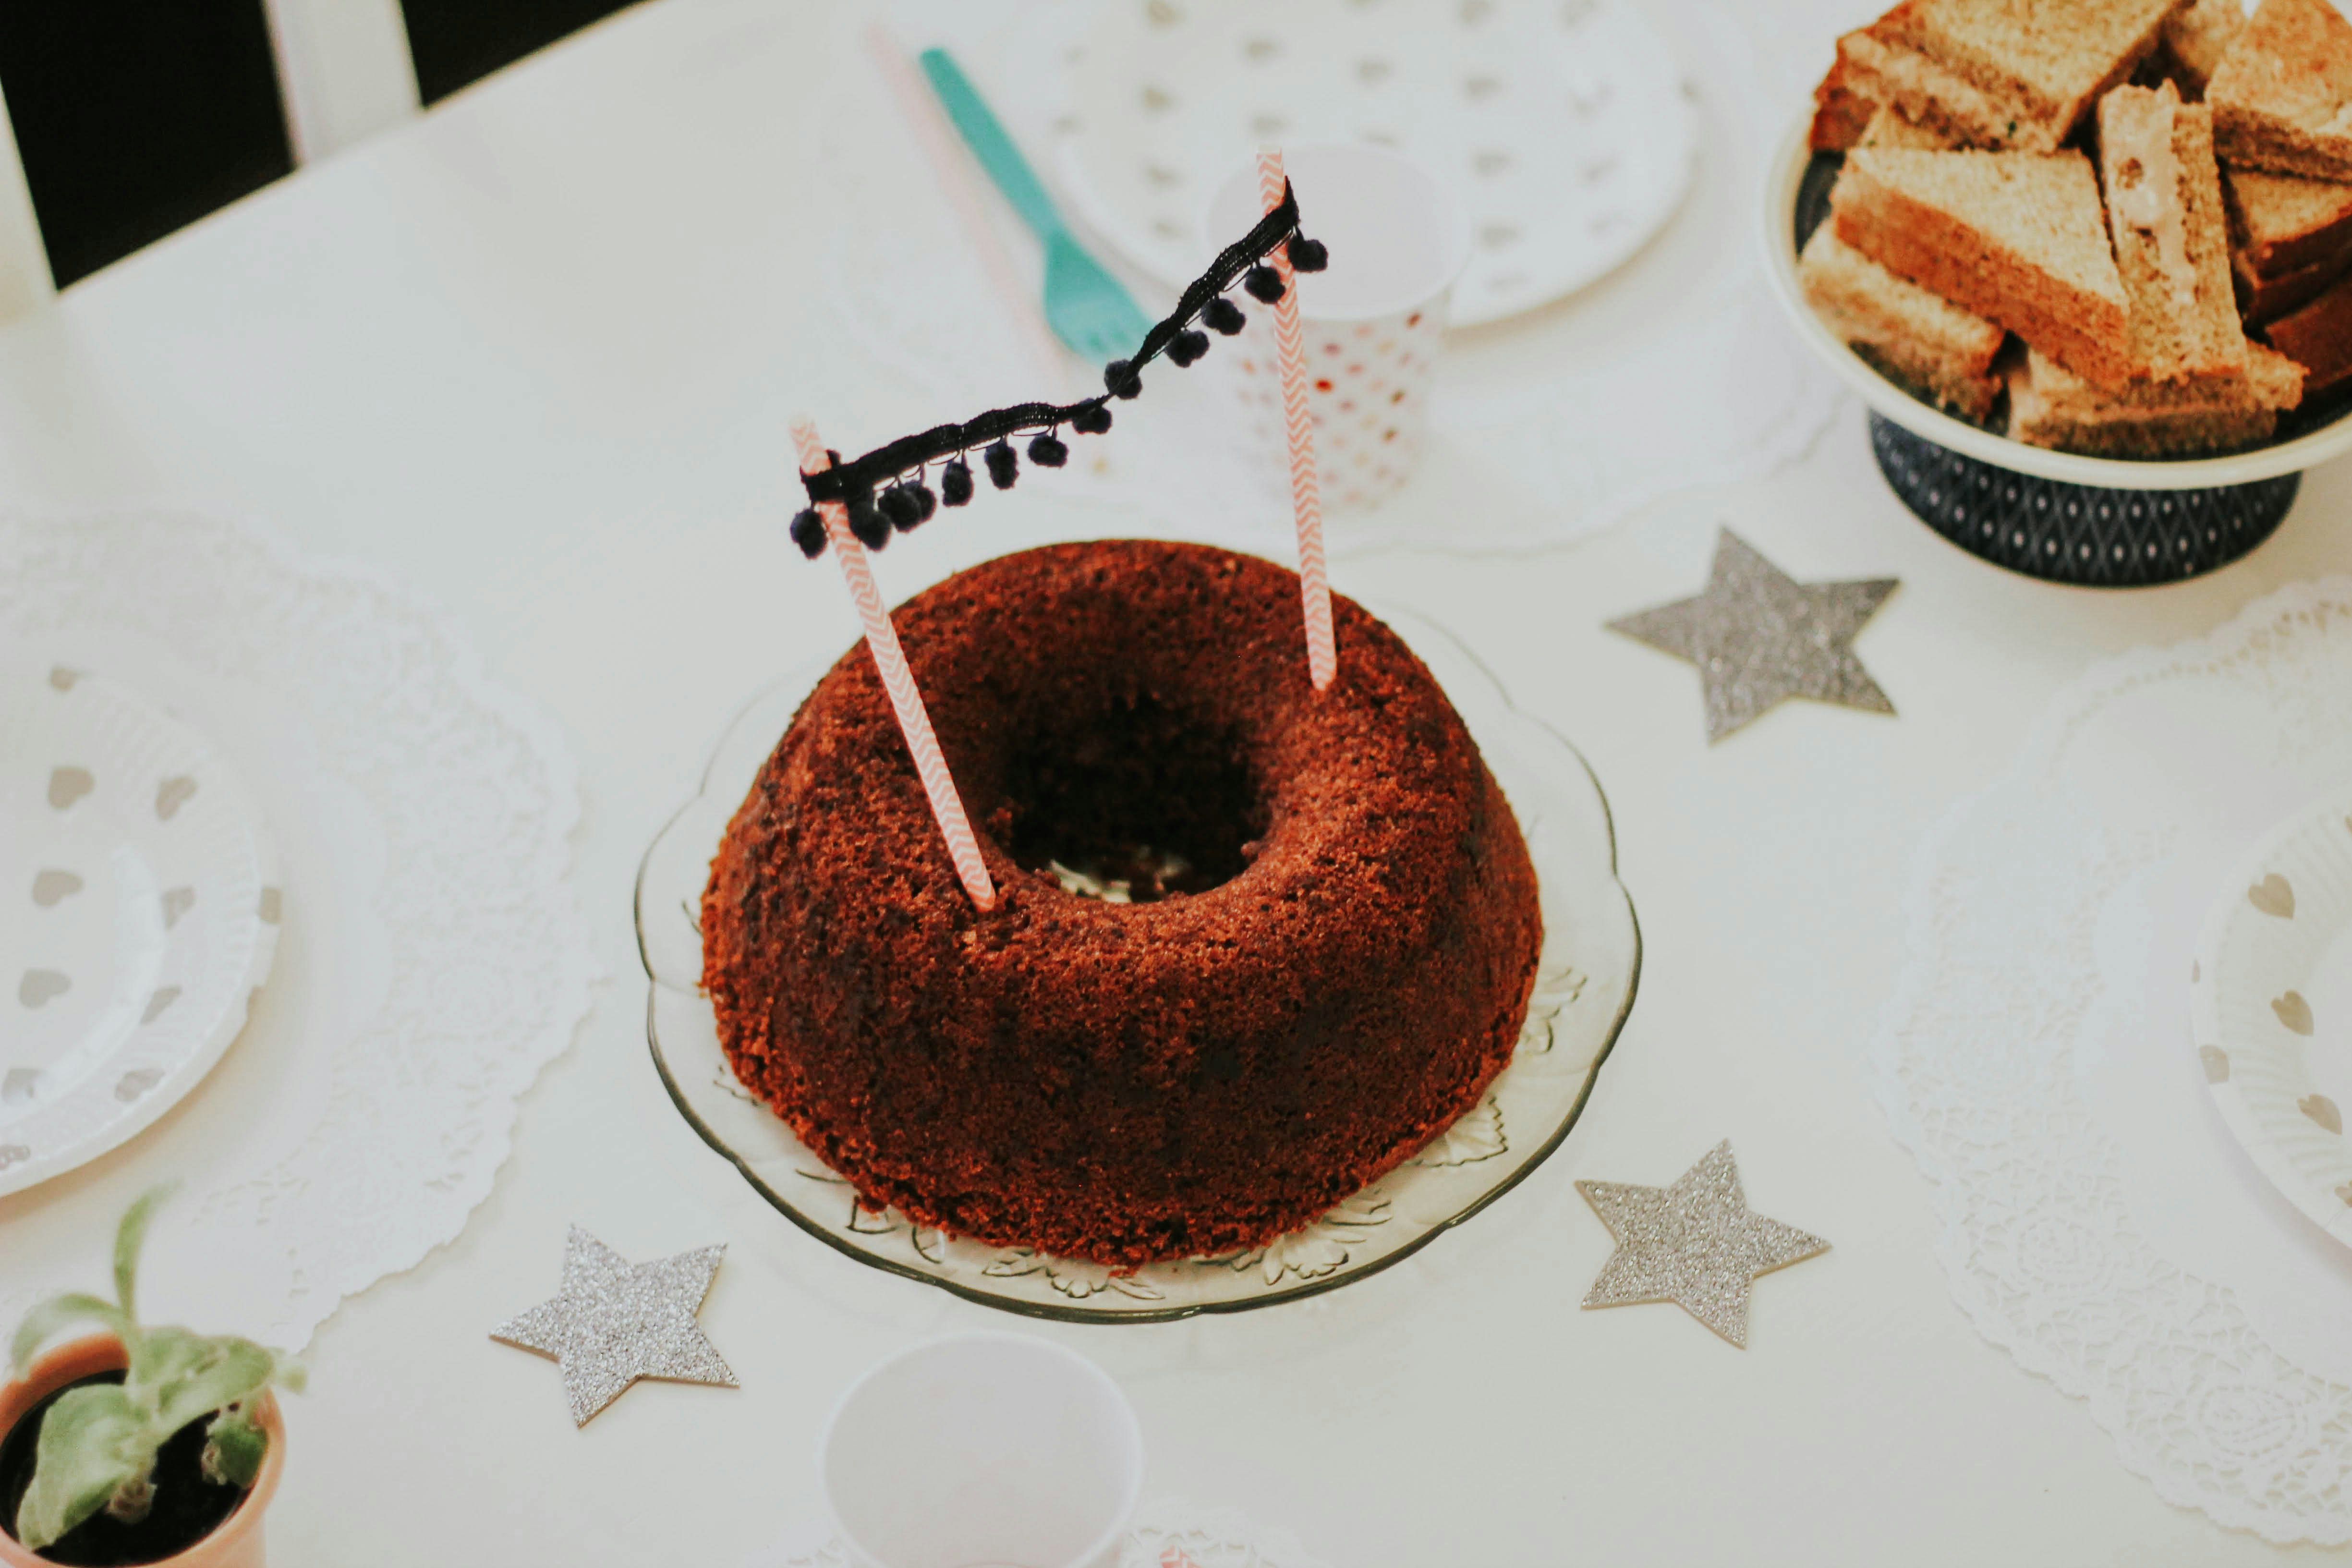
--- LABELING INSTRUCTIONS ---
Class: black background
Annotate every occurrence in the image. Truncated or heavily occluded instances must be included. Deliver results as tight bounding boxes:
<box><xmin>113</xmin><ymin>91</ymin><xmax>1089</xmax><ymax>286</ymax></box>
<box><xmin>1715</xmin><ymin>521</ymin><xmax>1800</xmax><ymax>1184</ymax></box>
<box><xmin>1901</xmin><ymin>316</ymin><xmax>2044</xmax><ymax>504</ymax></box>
<box><xmin>402</xmin><ymin>0</ymin><xmax>632</xmax><ymax>106</ymax></box>
<box><xmin>0</xmin><ymin>0</ymin><xmax>292</xmax><ymax>287</ymax></box>
<box><xmin>0</xmin><ymin>0</ymin><xmax>631</xmax><ymax>287</ymax></box>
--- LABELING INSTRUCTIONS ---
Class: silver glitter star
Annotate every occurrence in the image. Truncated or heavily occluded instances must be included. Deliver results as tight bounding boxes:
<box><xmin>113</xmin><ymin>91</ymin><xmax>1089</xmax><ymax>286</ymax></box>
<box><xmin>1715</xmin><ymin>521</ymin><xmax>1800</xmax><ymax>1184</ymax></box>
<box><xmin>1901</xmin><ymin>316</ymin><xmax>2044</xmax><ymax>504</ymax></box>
<box><xmin>490</xmin><ymin>1226</ymin><xmax>738</xmax><ymax>1426</ymax></box>
<box><xmin>1577</xmin><ymin>1141</ymin><xmax>1828</xmax><ymax>1347</ymax></box>
<box><xmin>1607</xmin><ymin>529</ymin><xmax>1898</xmax><ymax>742</ymax></box>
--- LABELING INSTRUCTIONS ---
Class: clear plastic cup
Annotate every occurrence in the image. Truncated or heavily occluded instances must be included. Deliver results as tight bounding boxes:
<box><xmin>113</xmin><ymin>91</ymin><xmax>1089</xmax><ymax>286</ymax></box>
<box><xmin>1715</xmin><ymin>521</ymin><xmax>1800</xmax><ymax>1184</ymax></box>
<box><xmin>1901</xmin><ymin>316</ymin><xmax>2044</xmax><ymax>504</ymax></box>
<box><xmin>1206</xmin><ymin>142</ymin><xmax>1471</xmax><ymax>509</ymax></box>
<box><xmin>820</xmin><ymin>1333</ymin><xmax>1146</xmax><ymax>1568</ymax></box>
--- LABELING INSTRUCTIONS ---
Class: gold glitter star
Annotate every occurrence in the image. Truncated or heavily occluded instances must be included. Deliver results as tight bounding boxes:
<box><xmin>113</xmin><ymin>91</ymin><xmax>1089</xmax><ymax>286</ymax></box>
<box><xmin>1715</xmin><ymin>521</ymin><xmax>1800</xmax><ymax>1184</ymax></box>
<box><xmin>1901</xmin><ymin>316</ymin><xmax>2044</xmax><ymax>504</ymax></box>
<box><xmin>491</xmin><ymin>1226</ymin><xmax>738</xmax><ymax>1426</ymax></box>
<box><xmin>1607</xmin><ymin>529</ymin><xmax>1898</xmax><ymax>742</ymax></box>
<box><xmin>1577</xmin><ymin>1141</ymin><xmax>1828</xmax><ymax>1347</ymax></box>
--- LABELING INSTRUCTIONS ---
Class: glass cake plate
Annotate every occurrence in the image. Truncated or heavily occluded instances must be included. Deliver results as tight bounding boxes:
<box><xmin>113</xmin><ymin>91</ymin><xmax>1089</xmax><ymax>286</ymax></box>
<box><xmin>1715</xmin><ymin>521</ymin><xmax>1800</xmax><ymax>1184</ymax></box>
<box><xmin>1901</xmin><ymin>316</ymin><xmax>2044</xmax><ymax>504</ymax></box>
<box><xmin>635</xmin><ymin>607</ymin><xmax>1640</xmax><ymax>1322</ymax></box>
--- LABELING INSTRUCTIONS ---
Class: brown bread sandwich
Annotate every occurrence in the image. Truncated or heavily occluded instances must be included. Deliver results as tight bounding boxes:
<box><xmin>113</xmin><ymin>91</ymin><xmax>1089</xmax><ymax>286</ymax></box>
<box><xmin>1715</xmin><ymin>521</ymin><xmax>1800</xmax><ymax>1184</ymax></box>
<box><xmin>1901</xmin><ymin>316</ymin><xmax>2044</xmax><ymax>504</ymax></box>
<box><xmin>1831</xmin><ymin>146</ymin><xmax>2134</xmax><ymax>386</ymax></box>
<box><xmin>2209</xmin><ymin>0</ymin><xmax>2352</xmax><ymax>180</ymax></box>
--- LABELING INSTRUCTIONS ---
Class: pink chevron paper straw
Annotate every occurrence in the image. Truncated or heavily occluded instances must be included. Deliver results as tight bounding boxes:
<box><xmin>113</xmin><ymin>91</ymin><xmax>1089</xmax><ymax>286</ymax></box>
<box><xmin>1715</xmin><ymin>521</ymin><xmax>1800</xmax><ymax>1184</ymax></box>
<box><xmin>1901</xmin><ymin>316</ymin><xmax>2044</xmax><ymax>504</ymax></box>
<box><xmin>1258</xmin><ymin>148</ymin><xmax>1337</xmax><ymax>693</ymax></box>
<box><xmin>790</xmin><ymin>417</ymin><xmax>997</xmax><ymax>911</ymax></box>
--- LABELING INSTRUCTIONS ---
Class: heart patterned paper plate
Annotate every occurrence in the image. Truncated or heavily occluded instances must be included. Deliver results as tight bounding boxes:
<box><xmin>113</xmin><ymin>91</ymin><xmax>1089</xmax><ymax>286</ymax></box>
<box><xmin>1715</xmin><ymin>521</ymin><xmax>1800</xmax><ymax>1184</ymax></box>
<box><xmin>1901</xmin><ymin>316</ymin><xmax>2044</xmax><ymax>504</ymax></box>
<box><xmin>2193</xmin><ymin>790</ymin><xmax>2352</xmax><ymax>1249</ymax></box>
<box><xmin>1046</xmin><ymin>0</ymin><xmax>1697</xmax><ymax>328</ymax></box>
<box><xmin>0</xmin><ymin>662</ymin><xmax>279</xmax><ymax>1195</ymax></box>
<box><xmin>637</xmin><ymin>609</ymin><xmax>1640</xmax><ymax>1322</ymax></box>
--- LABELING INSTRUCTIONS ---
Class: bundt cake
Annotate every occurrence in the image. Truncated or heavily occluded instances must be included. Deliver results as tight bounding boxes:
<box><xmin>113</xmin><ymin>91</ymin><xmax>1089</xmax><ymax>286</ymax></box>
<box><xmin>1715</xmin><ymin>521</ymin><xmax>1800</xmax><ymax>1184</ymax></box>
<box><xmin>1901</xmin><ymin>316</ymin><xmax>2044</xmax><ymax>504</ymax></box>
<box><xmin>701</xmin><ymin>540</ymin><xmax>1542</xmax><ymax>1266</ymax></box>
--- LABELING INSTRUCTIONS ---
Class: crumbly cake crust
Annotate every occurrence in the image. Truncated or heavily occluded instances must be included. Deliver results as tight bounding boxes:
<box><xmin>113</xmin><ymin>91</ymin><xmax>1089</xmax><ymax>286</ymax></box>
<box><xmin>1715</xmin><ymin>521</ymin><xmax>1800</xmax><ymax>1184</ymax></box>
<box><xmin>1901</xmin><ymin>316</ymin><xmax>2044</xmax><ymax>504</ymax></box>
<box><xmin>702</xmin><ymin>541</ymin><xmax>1544</xmax><ymax>1267</ymax></box>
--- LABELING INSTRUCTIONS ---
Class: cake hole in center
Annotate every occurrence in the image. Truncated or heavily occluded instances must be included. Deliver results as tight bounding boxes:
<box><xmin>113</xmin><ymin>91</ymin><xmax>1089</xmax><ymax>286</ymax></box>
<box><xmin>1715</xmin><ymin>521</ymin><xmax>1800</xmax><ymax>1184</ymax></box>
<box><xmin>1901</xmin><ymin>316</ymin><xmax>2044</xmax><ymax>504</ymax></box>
<box><xmin>999</xmin><ymin>694</ymin><xmax>1264</xmax><ymax>903</ymax></box>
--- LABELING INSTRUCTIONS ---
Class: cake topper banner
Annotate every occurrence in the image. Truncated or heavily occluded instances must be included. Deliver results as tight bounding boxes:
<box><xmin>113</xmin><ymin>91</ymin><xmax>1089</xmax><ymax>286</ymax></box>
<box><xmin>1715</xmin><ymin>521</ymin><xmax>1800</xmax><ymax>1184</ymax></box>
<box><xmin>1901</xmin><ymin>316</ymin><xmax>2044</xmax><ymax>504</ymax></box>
<box><xmin>790</xmin><ymin>182</ymin><xmax>1324</xmax><ymax>553</ymax></box>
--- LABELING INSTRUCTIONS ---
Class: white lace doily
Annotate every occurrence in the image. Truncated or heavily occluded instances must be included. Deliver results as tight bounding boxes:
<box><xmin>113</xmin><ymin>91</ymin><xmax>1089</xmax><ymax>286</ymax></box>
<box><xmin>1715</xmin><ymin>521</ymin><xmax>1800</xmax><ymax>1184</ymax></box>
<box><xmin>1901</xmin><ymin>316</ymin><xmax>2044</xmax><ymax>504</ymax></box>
<box><xmin>822</xmin><ymin>0</ymin><xmax>1840</xmax><ymax>556</ymax></box>
<box><xmin>0</xmin><ymin>511</ymin><xmax>595</xmax><ymax>1351</ymax></box>
<box><xmin>744</xmin><ymin>1496</ymin><xmax>1332</xmax><ymax>1568</ymax></box>
<box><xmin>1874</xmin><ymin>578</ymin><xmax>2352</xmax><ymax>1543</ymax></box>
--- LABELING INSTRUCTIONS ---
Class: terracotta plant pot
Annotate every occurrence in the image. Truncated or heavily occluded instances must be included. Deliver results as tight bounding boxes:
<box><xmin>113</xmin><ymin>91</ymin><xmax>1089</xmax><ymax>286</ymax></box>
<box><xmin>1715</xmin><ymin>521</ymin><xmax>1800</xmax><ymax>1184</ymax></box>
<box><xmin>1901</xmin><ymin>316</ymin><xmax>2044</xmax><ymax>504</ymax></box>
<box><xmin>0</xmin><ymin>1336</ymin><xmax>283</xmax><ymax>1568</ymax></box>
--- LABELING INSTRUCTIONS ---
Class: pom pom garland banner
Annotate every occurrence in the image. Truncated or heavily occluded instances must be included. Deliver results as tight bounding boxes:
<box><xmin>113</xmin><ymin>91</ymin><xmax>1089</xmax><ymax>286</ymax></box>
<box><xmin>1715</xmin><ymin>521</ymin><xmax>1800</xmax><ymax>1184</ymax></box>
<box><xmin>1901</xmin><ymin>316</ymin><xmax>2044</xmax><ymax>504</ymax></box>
<box><xmin>790</xmin><ymin>417</ymin><xmax>997</xmax><ymax>911</ymax></box>
<box><xmin>797</xmin><ymin>182</ymin><xmax>1312</xmax><ymax>517</ymax></box>
<box><xmin>1259</xmin><ymin>148</ymin><xmax>1337</xmax><ymax>693</ymax></box>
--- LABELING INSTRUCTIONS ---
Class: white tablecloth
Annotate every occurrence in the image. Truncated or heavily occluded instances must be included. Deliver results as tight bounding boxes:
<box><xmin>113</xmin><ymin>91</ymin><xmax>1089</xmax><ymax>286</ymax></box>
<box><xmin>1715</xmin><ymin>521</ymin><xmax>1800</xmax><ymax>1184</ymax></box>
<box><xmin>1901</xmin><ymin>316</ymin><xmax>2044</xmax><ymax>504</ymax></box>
<box><xmin>3</xmin><ymin>1</ymin><xmax>2351</xmax><ymax>1563</ymax></box>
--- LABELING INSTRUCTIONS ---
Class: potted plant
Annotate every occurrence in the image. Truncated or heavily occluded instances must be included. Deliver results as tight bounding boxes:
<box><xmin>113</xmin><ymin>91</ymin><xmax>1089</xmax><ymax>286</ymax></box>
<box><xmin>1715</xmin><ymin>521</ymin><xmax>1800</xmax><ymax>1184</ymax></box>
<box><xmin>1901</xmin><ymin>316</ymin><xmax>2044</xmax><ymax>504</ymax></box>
<box><xmin>0</xmin><ymin>1188</ymin><xmax>303</xmax><ymax>1567</ymax></box>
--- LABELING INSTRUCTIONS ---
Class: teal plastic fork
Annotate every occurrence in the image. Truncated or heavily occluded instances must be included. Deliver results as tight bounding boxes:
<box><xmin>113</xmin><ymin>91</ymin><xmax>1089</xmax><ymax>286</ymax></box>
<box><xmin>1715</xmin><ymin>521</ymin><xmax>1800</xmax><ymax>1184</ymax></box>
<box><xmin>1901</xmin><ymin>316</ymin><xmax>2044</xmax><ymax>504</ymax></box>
<box><xmin>919</xmin><ymin>48</ymin><xmax>1154</xmax><ymax>365</ymax></box>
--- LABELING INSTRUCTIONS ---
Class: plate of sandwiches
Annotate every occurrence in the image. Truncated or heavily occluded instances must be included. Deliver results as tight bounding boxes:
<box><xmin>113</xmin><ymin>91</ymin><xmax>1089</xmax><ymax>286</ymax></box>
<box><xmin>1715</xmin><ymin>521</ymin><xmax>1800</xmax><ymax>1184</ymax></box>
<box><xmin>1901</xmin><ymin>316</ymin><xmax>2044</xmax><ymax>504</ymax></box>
<box><xmin>1762</xmin><ymin>0</ymin><xmax>2352</xmax><ymax>490</ymax></box>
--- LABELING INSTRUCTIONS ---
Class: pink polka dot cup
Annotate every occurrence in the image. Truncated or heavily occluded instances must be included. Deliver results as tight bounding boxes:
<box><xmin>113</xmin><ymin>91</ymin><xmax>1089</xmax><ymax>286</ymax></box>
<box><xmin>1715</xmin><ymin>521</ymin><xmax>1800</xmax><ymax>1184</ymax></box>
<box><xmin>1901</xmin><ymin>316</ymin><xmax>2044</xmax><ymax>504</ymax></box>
<box><xmin>1207</xmin><ymin>144</ymin><xmax>1469</xmax><ymax>510</ymax></box>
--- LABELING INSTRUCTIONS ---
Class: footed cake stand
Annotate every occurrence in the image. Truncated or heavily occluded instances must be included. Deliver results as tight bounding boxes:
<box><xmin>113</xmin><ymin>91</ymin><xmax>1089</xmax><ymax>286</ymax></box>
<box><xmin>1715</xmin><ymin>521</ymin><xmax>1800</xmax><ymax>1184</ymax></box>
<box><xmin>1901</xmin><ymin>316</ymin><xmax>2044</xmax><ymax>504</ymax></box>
<box><xmin>635</xmin><ymin>609</ymin><xmax>1640</xmax><ymax>1323</ymax></box>
<box><xmin>1762</xmin><ymin>122</ymin><xmax>2352</xmax><ymax>589</ymax></box>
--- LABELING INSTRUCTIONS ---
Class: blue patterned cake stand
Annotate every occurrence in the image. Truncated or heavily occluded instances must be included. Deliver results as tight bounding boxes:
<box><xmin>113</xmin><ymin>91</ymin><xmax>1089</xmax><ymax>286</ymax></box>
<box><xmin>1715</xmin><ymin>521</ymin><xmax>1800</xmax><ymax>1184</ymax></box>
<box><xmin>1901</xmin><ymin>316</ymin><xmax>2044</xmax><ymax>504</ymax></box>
<box><xmin>1867</xmin><ymin>415</ymin><xmax>2299</xmax><ymax>588</ymax></box>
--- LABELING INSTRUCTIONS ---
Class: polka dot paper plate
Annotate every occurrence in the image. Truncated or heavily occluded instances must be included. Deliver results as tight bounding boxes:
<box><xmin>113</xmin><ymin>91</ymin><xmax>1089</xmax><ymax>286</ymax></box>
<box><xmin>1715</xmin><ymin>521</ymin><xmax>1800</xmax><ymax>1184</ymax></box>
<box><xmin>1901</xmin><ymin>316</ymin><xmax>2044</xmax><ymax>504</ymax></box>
<box><xmin>1048</xmin><ymin>0</ymin><xmax>1697</xmax><ymax>328</ymax></box>
<box><xmin>0</xmin><ymin>661</ymin><xmax>279</xmax><ymax>1195</ymax></box>
<box><xmin>2193</xmin><ymin>790</ymin><xmax>2352</xmax><ymax>1250</ymax></box>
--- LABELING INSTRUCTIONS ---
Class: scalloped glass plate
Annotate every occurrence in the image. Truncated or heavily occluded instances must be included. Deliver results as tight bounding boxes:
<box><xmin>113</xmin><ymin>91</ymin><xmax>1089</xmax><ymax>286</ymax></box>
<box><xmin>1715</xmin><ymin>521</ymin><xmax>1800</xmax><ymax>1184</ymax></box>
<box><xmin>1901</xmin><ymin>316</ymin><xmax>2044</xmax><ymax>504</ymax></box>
<box><xmin>635</xmin><ymin>606</ymin><xmax>1638</xmax><ymax>1321</ymax></box>
<box><xmin>2194</xmin><ymin>790</ymin><xmax>2352</xmax><ymax>1251</ymax></box>
<box><xmin>0</xmin><ymin>659</ymin><xmax>279</xmax><ymax>1195</ymax></box>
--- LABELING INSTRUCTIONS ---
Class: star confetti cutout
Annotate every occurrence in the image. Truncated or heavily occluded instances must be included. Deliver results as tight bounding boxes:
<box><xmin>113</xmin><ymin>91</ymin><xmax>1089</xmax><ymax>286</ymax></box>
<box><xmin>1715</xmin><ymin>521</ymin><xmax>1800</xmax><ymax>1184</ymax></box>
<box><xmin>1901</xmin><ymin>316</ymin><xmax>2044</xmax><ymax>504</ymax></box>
<box><xmin>490</xmin><ymin>1226</ymin><xmax>738</xmax><ymax>1426</ymax></box>
<box><xmin>1607</xmin><ymin>529</ymin><xmax>1898</xmax><ymax>742</ymax></box>
<box><xmin>1577</xmin><ymin>1141</ymin><xmax>1828</xmax><ymax>1347</ymax></box>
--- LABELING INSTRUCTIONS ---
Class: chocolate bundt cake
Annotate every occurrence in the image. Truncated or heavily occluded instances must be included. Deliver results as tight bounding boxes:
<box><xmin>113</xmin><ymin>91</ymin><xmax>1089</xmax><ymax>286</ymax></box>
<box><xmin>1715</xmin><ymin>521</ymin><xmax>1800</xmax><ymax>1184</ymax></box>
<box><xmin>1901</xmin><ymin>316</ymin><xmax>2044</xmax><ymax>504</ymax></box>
<box><xmin>701</xmin><ymin>540</ymin><xmax>1542</xmax><ymax>1266</ymax></box>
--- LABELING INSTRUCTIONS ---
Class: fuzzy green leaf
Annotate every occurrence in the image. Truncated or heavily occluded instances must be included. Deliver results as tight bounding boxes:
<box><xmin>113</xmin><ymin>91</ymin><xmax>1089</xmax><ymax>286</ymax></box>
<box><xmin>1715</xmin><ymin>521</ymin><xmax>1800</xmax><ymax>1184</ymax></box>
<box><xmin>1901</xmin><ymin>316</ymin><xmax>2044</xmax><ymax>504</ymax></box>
<box><xmin>13</xmin><ymin>1383</ymin><xmax>154</xmax><ymax>1552</ymax></box>
<box><xmin>133</xmin><ymin>1329</ymin><xmax>276</xmax><ymax>1435</ymax></box>
<box><xmin>9</xmin><ymin>1293</ymin><xmax>129</xmax><ymax>1376</ymax></box>
<box><xmin>199</xmin><ymin>1406</ymin><xmax>267</xmax><ymax>1489</ymax></box>
<box><xmin>111</xmin><ymin>1184</ymin><xmax>174</xmax><ymax>1324</ymax></box>
<box><xmin>272</xmin><ymin>1357</ymin><xmax>308</xmax><ymax>1396</ymax></box>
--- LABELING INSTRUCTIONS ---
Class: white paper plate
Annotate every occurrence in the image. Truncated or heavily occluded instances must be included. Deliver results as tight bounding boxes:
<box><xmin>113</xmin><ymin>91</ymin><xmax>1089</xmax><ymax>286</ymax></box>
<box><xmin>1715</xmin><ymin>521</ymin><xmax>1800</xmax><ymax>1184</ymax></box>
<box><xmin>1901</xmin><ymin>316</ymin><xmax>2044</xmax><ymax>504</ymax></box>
<box><xmin>1047</xmin><ymin>0</ymin><xmax>1696</xmax><ymax>328</ymax></box>
<box><xmin>2194</xmin><ymin>790</ymin><xmax>2352</xmax><ymax>1249</ymax></box>
<box><xmin>0</xmin><ymin>661</ymin><xmax>279</xmax><ymax>1195</ymax></box>
<box><xmin>637</xmin><ymin>605</ymin><xmax>1638</xmax><ymax>1321</ymax></box>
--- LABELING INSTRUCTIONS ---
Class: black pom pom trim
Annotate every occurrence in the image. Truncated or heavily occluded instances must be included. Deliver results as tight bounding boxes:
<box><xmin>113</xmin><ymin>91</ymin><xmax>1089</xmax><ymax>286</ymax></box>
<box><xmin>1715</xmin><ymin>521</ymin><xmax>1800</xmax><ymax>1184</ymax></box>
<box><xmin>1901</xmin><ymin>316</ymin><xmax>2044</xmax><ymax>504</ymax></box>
<box><xmin>788</xmin><ymin>508</ymin><xmax>826</xmax><ymax>558</ymax></box>
<box><xmin>793</xmin><ymin>182</ymin><xmax>1316</xmax><ymax>554</ymax></box>
<box><xmin>1286</xmin><ymin>235</ymin><xmax>1329</xmax><ymax>272</ymax></box>
<box><xmin>846</xmin><ymin>492</ymin><xmax>891</xmax><ymax>550</ymax></box>
<box><xmin>878</xmin><ymin>486</ymin><xmax>920</xmax><ymax>531</ymax></box>
<box><xmin>941</xmin><ymin>458</ymin><xmax>974</xmax><ymax>506</ymax></box>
